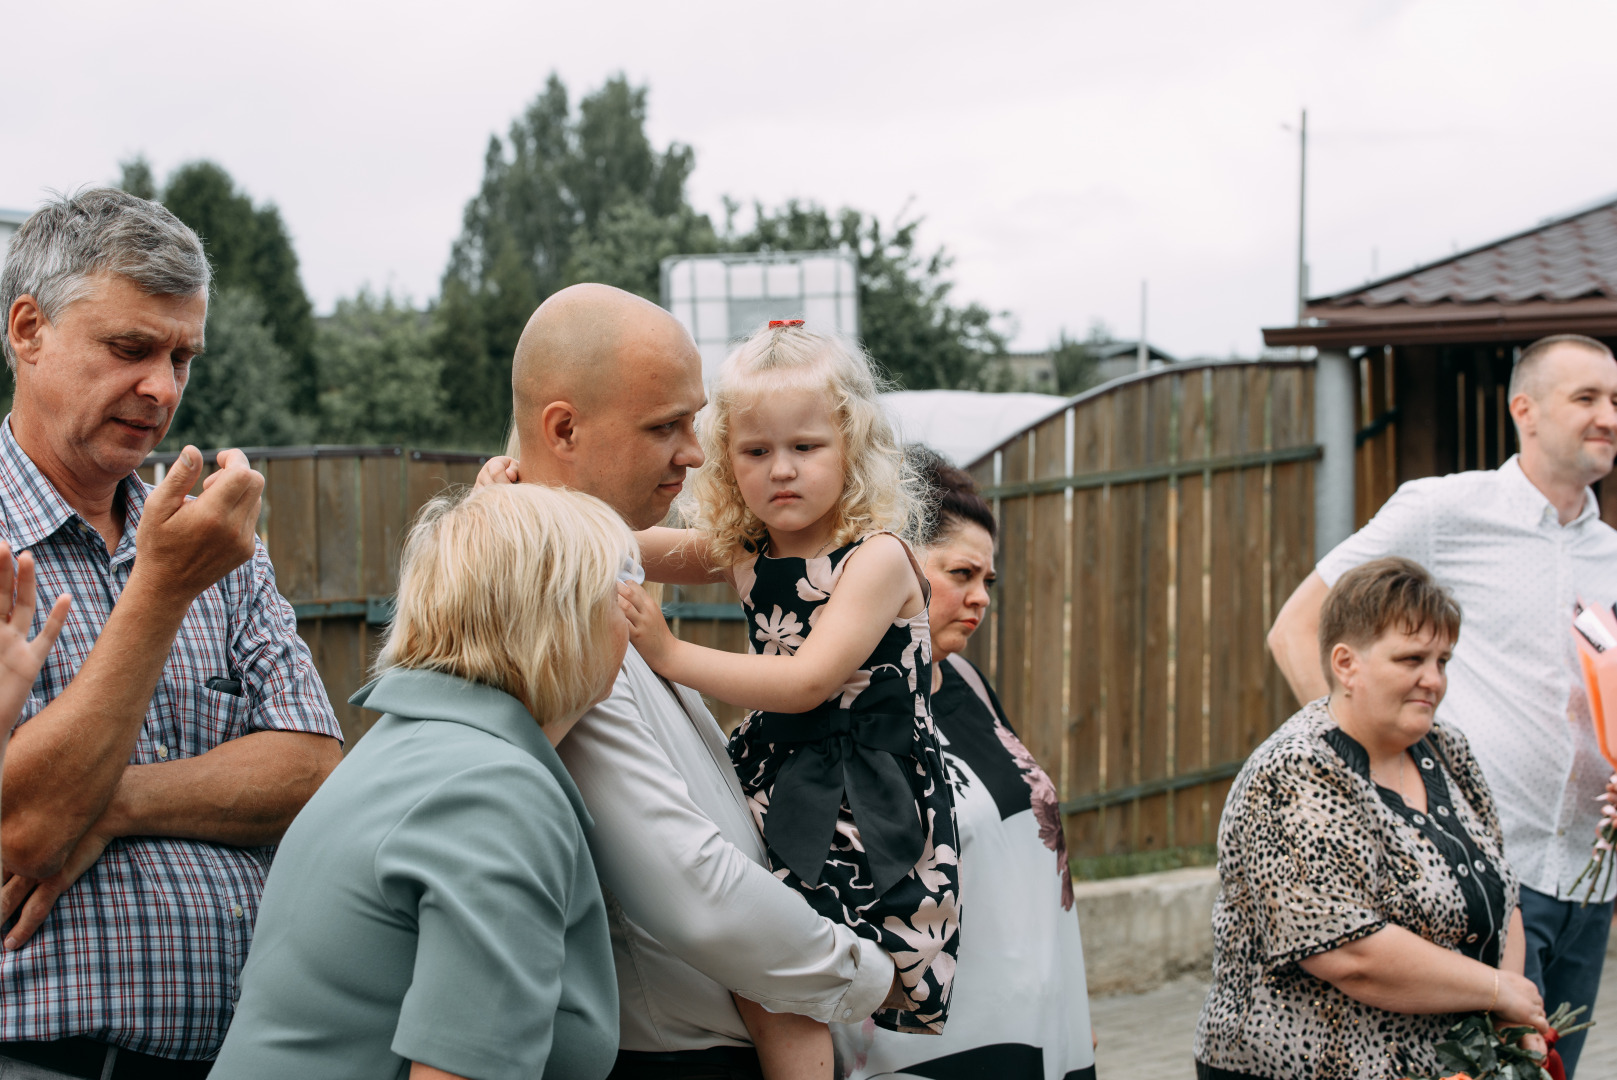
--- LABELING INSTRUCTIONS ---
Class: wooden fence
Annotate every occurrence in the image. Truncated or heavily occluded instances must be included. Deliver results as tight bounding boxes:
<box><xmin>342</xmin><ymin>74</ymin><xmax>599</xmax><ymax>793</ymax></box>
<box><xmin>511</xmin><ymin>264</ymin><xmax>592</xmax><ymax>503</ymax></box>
<box><xmin>139</xmin><ymin>360</ymin><xmax>1317</xmax><ymax>862</ymax></box>
<box><xmin>961</xmin><ymin>360</ymin><xmax>1318</xmax><ymax>859</ymax></box>
<box><xmin>138</xmin><ymin>446</ymin><xmax>490</xmax><ymax>748</ymax></box>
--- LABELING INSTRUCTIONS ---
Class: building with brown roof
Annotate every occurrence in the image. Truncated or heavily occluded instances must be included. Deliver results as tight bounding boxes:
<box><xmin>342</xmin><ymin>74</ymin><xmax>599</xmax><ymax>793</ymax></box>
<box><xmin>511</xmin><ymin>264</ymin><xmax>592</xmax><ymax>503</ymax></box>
<box><xmin>1264</xmin><ymin>195</ymin><xmax>1617</xmax><ymax>556</ymax></box>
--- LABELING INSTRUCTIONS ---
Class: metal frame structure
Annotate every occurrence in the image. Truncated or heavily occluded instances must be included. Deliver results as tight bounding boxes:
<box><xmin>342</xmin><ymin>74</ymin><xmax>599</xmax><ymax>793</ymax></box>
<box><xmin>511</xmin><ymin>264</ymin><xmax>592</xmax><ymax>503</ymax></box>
<box><xmin>659</xmin><ymin>250</ymin><xmax>859</xmax><ymax>377</ymax></box>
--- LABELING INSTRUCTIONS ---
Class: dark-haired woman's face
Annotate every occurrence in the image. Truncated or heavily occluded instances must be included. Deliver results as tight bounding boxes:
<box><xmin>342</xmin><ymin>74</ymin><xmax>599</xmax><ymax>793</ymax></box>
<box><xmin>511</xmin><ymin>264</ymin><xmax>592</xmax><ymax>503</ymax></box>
<box><xmin>923</xmin><ymin>521</ymin><xmax>996</xmax><ymax>658</ymax></box>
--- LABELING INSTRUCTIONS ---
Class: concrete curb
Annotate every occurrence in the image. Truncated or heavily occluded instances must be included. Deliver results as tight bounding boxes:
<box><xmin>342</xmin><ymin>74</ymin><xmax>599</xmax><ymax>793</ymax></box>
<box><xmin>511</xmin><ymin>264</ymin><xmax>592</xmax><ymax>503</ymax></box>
<box><xmin>1073</xmin><ymin>866</ymin><xmax>1219</xmax><ymax>996</ymax></box>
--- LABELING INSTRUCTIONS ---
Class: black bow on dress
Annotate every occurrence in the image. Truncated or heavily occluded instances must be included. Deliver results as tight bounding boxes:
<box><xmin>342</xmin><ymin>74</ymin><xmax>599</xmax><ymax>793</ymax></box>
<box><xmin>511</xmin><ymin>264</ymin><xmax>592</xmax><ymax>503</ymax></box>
<box><xmin>758</xmin><ymin>678</ymin><xmax>926</xmax><ymax>897</ymax></box>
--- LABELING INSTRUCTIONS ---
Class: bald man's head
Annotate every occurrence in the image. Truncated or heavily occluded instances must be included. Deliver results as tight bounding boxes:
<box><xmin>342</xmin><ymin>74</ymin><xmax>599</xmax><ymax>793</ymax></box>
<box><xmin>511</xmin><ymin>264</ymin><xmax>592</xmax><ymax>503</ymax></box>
<box><xmin>513</xmin><ymin>284</ymin><xmax>675</xmax><ymax>414</ymax></box>
<box><xmin>509</xmin><ymin>283</ymin><xmax>706</xmax><ymax>527</ymax></box>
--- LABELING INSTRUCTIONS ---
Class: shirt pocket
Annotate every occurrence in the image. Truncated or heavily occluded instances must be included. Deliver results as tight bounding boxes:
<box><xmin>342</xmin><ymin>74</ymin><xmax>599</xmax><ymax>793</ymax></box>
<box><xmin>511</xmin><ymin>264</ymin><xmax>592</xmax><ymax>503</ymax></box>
<box><xmin>184</xmin><ymin>679</ymin><xmax>254</xmax><ymax>755</ymax></box>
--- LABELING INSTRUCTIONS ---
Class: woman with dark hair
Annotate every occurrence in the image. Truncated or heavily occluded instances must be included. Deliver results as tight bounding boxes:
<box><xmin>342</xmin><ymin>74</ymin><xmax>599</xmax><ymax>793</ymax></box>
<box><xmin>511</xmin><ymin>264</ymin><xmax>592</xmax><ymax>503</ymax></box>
<box><xmin>832</xmin><ymin>447</ymin><xmax>1096</xmax><ymax>1080</ymax></box>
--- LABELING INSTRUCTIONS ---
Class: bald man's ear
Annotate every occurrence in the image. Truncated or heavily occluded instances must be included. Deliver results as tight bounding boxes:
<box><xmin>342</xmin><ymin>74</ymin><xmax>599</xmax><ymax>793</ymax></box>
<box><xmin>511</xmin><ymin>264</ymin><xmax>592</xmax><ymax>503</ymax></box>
<box><xmin>537</xmin><ymin>400</ymin><xmax>583</xmax><ymax>461</ymax></box>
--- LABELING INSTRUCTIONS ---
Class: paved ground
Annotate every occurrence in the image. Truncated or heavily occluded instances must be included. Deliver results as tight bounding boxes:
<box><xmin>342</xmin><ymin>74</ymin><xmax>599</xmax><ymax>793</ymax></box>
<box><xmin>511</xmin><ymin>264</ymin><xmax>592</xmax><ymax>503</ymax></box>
<box><xmin>1091</xmin><ymin>961</ymin><xmax>1617</xmax><ymax>1078</ymax></box>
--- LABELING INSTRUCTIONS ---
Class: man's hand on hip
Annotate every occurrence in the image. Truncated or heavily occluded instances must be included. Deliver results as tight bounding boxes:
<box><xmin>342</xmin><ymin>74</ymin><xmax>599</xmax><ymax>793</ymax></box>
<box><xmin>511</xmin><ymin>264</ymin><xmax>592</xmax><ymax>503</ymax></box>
<box><xmin>132</xmin><ymin>446</ymin><xmax>263</xmax><ymax>603</ymax></box>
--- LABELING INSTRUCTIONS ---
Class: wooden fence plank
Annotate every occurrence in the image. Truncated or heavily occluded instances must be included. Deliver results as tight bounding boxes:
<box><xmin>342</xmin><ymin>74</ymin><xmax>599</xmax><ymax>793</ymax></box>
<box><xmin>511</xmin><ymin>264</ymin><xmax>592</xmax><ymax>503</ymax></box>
<box><xmin>1174</xmin><ymin>368</ymin><xmax>1211</xmax><ymax>846</ymax></box>
<box><xmin>1237</xmin><ymin>367</ymin><xmax>1272</xmax><ymax>760</ymax></box>
<box><xmin>1206</xmin><ymin>368</ymin><xmax>1247</xmax><ymax>787</ymax></box>
<box><xmin>361</xmin><ymin>455</ymin><xmax>407</xmax><ymax>598</ymax></box>
<box><xmin>265</xmin><ymin>457</ymin><xmax>318</xmax><ymax>601</ymax></box>
<box><xmin>316</xmin><ymin>457</ymin><xmax>361</xmax><ymax>601</ymax></box>
<box><xmin>1066</xmin><ymin>400</ymin><xmax>1109</xmax><ymax>858</ymax></box>
<box><xmin>994</xmin><ymin>438</ymin><xmax>1033</xmax><ymax>747</ymax></box>
<box><xmin>1104</xmin><ymin>386</ymin><xmax>1143</xmax><ymax>853</ymax></box>
<box><xmin>1267</xmin><ymin>367</ymin><xmax>1310</xmax><ymax>733</ymax></box>
<box><xmin>1025</xmin><ymin>411</ymin><xmax>1070</xmax><ymax>797</ymax></box>
<box><xmin>1136</xmin><ymin>376</ymin><xmax>1175</xmax><ymax>851</ymax></box>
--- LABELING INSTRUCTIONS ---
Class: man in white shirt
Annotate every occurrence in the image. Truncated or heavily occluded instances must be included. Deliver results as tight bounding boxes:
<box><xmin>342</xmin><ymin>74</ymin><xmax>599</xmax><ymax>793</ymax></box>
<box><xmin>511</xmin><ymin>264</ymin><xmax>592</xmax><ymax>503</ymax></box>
<box><xmin>478</xmin><ymin>284</ymin><xmax>895</xmax><ymax>1080</ymax></box>
<box><xmin>1268</xmin><ymin>334</ymin><xmax>1617</xmax><ymax>1077</ymax></box>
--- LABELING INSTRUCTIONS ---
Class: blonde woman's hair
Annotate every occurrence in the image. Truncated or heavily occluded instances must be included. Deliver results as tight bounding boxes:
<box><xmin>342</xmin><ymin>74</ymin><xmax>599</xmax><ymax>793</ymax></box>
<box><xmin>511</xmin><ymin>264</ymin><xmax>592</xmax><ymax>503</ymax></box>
<box><xmin>376</xmin><ymin>484</ymin><xmax>634</xmax><ymax>728</ymax></box>
<box><xmin>683</xmin><ymin>323</ymin><xmax>923</xmax><ymax>567</ymax></box>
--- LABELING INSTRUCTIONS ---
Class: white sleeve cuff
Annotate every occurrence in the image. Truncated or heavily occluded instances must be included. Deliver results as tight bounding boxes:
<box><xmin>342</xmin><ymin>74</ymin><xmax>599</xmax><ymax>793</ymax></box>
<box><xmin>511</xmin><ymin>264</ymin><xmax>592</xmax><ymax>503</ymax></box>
<box><xmin>833</xmin><ymin>935</ymin><xmax>894</xmax><ymax>1023</ymax></box>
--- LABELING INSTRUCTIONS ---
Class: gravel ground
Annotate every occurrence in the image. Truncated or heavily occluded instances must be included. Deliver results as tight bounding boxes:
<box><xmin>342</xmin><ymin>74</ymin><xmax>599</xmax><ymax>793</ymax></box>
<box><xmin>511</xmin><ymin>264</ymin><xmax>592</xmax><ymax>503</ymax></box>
<box><xmin>1089</xmin><ymin>960</ymin><xmax>1617</xmax><ymax>1079</ymax></box>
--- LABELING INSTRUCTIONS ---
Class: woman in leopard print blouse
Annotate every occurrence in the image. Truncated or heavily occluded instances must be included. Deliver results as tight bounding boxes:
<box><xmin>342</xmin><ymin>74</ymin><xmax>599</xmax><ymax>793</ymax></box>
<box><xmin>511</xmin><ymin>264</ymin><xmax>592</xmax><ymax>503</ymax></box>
<box><xmin>1194</xmin><ymin>557</ymin><xmax>1551</xmax><ymax>1080</ymax></box>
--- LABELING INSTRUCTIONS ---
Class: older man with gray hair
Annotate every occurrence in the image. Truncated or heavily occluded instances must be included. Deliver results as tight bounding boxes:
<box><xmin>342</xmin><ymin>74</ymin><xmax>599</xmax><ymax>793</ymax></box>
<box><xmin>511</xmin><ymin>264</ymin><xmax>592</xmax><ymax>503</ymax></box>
<box><xmin>0</xmin><ymin>188</ymin><xmax>343</xmax><ymax>1078</ymax></box>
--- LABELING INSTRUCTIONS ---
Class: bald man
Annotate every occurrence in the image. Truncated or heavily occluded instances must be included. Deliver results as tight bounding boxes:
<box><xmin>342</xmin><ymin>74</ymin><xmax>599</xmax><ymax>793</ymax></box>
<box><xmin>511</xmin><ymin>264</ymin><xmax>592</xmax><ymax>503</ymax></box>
<box><xmin>480</xmin><ymin>285</ymin><xmax>894</xmax><ymax>1080</ymax></box>
<box><xmin>1268</xmin><ymin>334</ymin><xmax>1617</xmax><ymax>1077</ymax></box>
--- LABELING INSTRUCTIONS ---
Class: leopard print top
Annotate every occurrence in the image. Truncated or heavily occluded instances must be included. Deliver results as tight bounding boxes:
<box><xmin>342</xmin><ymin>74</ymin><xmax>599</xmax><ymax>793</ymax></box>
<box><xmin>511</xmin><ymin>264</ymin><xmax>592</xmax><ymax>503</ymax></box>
<box><xmin>1193</xmin><ymin>699</ymin><xmax>1517</xmax><ymax>1080</ymax></box>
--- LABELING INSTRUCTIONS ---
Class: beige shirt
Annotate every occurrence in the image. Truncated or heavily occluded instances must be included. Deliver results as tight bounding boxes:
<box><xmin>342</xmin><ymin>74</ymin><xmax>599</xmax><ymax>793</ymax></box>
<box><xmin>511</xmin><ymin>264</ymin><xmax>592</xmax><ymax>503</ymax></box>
<box><xmin>558</xmin><ymin>649</ymin><xmax>894</xmax><ymax>1051</ymax></box>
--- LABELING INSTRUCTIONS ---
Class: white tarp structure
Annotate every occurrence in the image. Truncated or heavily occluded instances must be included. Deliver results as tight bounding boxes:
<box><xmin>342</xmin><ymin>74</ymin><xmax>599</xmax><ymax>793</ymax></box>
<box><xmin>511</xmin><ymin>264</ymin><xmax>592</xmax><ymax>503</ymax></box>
<box><xmin>661</xmin><ymin>251</ymin><xmax>859</xmax><ymax>379</ymax></box>
<box><xmin>882</xmin><ymin>390</ymin><xmax>1065</xmax><ymax>469</ymax></box>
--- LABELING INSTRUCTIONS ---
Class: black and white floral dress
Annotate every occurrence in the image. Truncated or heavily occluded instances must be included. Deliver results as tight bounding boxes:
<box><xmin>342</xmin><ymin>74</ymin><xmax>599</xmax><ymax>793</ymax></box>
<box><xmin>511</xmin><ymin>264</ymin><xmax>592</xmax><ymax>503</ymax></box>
<box><xmin>728</xmin><ymin>533</ymin><xmax>961</xmax><ymax>1035</ymax></box>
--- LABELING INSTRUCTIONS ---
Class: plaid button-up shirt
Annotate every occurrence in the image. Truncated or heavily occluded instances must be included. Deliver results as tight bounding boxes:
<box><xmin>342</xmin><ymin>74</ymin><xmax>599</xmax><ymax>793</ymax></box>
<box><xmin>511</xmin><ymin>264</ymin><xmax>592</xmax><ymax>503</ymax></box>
<box><xmin>0</xmin><ymin>419</ymin><xmax>341</xmax><ymax>1059</ymax></box>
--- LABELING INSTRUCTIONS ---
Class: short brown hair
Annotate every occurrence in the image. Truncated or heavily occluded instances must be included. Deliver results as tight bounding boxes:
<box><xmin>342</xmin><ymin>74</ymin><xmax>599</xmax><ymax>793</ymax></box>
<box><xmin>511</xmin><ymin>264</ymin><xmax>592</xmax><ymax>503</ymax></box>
<box><xmin>377</xmin><ymin>484</ymin><xmax>635</xmax><ymax>728</ymax></box>
<box><xmin>1508</xmin><ymin>333</ymin><xmax>1614</xmax><ymax>401</ymax></box>
<box><xmin>1318</xmin><ymin>557</ymin><xmax>1461</xmax><ymax>687</ymax></box>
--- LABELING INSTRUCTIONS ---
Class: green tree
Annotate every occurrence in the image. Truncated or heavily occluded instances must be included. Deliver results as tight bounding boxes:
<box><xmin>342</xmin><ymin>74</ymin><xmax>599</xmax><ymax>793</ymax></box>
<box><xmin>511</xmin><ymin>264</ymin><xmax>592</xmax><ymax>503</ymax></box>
<box><xmin>316</xmin><ymin>290</ymin><xmax>447</xmax><ymax>444</ymax></box>
<box><xmin>163</xmin><ymin>288</ymin><xmax>314</xmax><ymax>450</ymax></box>
<box><xmin>434</xmin><ymin>73</ymin><xmax>711</xmax><ymax>446</ymax></box>
<box><xmin>1052</xmin><ymin>320</ymin><xmax>1112</xmax><ymax>395</ymax></box>
<box><xmin>728</xmin><ymin>201</ymin><xmax>1011</xmax><ymax>390</ymax></box>
<box><xmin>122</xmin><ymin>157</ymin><xmax>318</xmax><ymax>417</ymax></box>
<box><xmin>118</xmin><ymin>156</ymin><xmax>157</xmax><ymax>201</ymax></box>
<box><xmin>568</xmin><ymin>201</ymin><xmax>718</xmax><ymax>301</ymax></box>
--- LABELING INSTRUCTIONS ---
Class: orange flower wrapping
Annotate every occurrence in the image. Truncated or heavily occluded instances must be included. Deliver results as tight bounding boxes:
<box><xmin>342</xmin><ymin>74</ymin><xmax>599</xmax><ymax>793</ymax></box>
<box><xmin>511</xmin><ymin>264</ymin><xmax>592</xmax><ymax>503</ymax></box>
<box><xmin>1570</xmin><ymin>602</ymin><xmax>1617</xmax><ymax>903</ymax></box>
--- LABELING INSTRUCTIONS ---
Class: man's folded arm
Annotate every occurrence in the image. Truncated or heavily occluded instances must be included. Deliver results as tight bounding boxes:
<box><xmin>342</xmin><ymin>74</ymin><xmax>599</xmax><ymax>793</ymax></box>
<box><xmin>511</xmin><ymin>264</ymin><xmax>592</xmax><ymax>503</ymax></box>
<box><xmin>560</xmin><ymin>677</ymin><xmax>893</xmax><ymax>1023</ymax></box>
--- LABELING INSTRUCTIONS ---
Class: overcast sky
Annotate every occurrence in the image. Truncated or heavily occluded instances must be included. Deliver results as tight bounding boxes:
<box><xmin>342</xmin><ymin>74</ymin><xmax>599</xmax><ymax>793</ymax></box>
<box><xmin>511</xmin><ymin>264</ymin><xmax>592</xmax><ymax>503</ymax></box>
<box><xmin>7</xmin><ymin>0</ymin><xmax>1616</xmax><ymax>359</ymax></box>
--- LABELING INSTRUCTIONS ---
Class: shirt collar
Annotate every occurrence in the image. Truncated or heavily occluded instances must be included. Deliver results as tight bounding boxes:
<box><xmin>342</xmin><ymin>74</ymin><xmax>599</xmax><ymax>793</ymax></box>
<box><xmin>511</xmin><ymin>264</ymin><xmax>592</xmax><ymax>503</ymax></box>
<box><xmin>0</xmin><ymin>416</ymin><xmax>150</xmax><ymax>557</ymax></box>
<box><xmin>1497</xmin><ymin>454</ymin><xmax>1599</xmax><ymax>529</ymax></box>
<box><xmin>349</xmin><ymin>668</ymin><xmax>592</xmax><ymax>827</ymax></box>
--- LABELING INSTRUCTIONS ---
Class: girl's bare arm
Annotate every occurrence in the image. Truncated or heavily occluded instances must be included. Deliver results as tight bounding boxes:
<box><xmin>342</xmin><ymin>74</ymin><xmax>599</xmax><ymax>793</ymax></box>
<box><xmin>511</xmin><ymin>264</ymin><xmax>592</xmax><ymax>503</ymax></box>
<box><xmin>633</xmin><ymin>527</ymin><xmax>727</xmax><ymax>586</ymax></box>
<box><xmin>620</xmin><ymin>534</ymin><xmax>921</xmax><ymax>713</ymax></box>
<box><xmin>733</xmin><ymin>995</ymin><xmax>831</xmax><ymax>1080</ymax></box>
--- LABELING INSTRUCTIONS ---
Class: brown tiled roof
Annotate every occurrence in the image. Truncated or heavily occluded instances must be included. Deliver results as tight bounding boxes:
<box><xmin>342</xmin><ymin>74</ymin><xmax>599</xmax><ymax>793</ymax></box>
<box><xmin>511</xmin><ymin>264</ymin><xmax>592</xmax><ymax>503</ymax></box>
<box><xmin>1320</xmin><ymin>196</ymin><xmax>1617</xmax><ymax>308</ymax></box>
<box><xmin>1264</xmin><ymin>195</ymin><xmax>1617</xmax><ymax>348</ymax></box>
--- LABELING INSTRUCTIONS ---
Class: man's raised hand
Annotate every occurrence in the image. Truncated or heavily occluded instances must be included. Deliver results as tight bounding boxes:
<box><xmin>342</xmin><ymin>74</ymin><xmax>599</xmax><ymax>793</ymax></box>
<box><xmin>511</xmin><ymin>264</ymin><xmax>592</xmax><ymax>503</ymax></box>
<box><xmin>134</xmin><ymin>446</ymin><xmax>264</xmax><ymax>604</ymax></box>
<box><xmin>0</xmin><ymin>543</ymin><xmax>70</xmax><ymax>735</ymax></box>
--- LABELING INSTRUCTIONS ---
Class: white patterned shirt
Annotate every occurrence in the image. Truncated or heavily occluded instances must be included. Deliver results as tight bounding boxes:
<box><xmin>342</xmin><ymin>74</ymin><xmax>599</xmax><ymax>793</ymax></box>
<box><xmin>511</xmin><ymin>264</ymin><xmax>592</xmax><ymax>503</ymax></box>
<box><xmin>1317</xmin><ymin>455</ymin><xmax>1617</xmax><ymax>902</ymax></box>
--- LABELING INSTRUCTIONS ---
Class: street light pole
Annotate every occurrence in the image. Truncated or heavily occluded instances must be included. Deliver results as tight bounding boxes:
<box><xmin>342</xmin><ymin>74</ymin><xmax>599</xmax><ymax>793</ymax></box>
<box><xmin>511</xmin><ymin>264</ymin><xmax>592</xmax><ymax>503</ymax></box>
<box><xmin>1296</xmin><ymin>107</ymin><xmax>1308</xmax><ymax>324</ymax></box>
<box><xmin>1137</xmin><ymin>280</ymin><xmax>1148</xmax><ymax>373</ymax></box>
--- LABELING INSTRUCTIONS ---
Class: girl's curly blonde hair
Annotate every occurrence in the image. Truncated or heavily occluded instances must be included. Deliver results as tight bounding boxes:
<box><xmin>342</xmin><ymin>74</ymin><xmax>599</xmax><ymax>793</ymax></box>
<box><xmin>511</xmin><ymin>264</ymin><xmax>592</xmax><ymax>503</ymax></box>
<box><xmin>683</xmin><ymin>322</ymin><xmax>924</xmax><ymax>568</ymax></box>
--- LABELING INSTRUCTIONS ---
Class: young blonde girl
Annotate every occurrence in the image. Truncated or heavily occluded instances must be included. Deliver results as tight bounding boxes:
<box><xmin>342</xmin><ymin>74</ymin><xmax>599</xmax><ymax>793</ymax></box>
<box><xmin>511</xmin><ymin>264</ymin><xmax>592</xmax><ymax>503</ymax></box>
<box><xmin>619</xmin><ymin>322</ymin><xmax>961</xmax><ymax>1046</ymax></box>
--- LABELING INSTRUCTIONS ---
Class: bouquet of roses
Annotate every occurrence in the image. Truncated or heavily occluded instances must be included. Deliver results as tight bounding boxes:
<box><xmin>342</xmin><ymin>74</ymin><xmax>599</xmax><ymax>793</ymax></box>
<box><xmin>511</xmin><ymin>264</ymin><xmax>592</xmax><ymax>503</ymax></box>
<box><xmin>1570</xmin><ymin>602</ymin><xmax>1617</xmax><ymax>904</ymax></box>
<box><xmin>1403</xmin><ymin>1003</ymin><xmax>1592</xmax><ymax>1080</ymax></box>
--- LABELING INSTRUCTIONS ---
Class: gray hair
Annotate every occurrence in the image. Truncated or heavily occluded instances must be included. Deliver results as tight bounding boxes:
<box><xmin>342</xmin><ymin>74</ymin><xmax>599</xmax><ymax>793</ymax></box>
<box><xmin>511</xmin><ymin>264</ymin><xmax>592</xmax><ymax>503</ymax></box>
<box><xmin>1</xmin><ymin>188</ymin><xmax>210</xmax><ymax>371</ymax></box>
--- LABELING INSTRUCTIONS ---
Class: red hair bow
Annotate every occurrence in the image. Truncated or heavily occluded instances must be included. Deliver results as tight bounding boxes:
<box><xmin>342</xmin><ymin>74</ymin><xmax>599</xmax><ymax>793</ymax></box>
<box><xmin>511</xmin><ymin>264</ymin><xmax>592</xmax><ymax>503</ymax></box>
<box><xmin>769</xmin><ymin>319</ymin><xmax>805</xmax><ymax>328</ymax></box>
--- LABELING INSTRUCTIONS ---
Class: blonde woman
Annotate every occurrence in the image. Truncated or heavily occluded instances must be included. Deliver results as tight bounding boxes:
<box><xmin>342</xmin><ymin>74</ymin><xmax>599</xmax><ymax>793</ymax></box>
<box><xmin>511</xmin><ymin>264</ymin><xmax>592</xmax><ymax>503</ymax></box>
<box><xmin>213</xmin><ymin>485</ymin><xmax>634</xmax><ymax>1080</ymax></box>
<box><xmin>618</xmin><ymin>320</ymin><xmax>960</xmax><ymax>1064</ymax></box>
